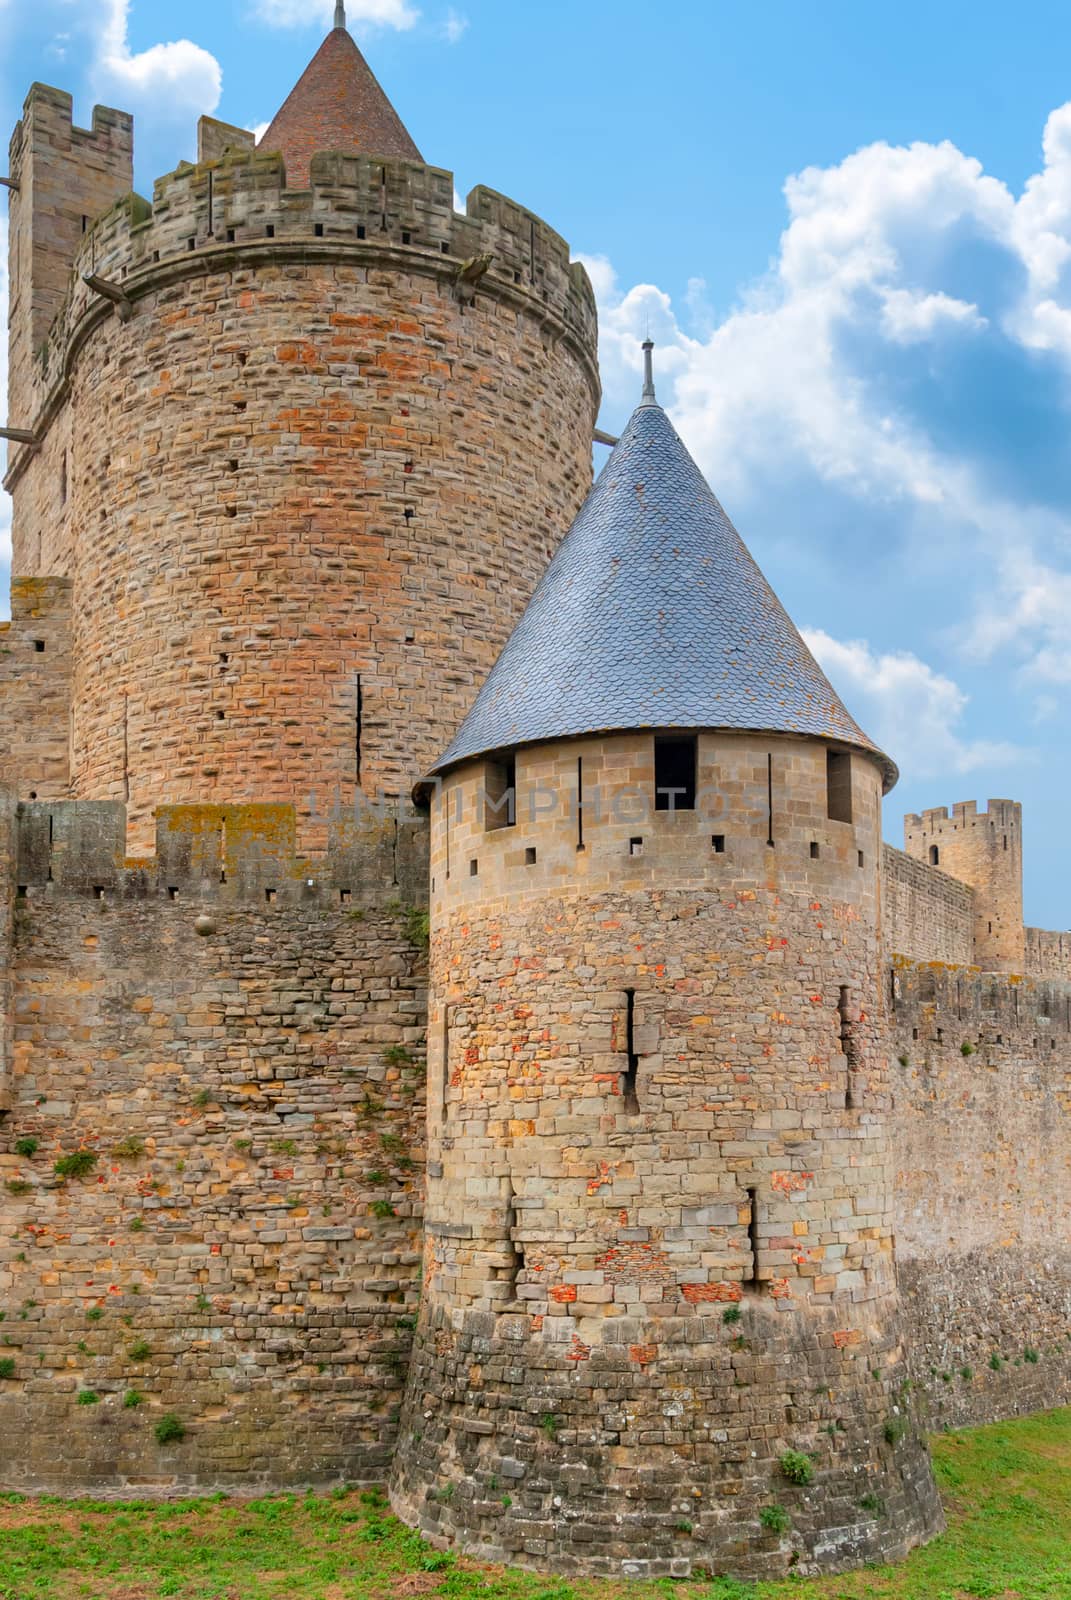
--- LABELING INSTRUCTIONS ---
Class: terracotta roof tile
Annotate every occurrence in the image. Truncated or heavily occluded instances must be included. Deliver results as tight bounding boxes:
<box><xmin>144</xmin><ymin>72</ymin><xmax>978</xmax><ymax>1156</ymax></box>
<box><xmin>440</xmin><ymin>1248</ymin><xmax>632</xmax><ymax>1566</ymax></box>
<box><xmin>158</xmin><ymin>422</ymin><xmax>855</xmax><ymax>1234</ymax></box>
<box><xmin>258</xmin><ymin>27</ymin><xmax>421</xmax><ymax>188</ymax></box>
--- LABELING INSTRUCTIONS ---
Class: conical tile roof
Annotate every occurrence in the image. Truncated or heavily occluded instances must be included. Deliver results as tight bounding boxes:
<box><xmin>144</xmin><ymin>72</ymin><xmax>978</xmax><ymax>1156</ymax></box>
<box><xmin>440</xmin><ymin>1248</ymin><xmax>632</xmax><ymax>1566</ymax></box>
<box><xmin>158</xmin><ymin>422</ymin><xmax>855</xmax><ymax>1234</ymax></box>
<box><xmin>258</xmin><ymin>25</ymin><xmax>421</xmax><ymax>189</ymax></box>
<box><xmin>431</xmin><ymin>380</ymin><xmax>897</xmax><ymax>791</ymax></box>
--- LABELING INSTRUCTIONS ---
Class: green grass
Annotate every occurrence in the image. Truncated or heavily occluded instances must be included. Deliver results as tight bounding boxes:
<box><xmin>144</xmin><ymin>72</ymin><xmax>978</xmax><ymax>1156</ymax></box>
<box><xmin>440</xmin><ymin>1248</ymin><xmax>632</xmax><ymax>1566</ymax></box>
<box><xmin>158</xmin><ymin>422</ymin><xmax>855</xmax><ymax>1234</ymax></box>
<box><xmin>0</xmin><ymin>1409</ymin><xmax>1068</xmax><ymax>1598</ymax></box>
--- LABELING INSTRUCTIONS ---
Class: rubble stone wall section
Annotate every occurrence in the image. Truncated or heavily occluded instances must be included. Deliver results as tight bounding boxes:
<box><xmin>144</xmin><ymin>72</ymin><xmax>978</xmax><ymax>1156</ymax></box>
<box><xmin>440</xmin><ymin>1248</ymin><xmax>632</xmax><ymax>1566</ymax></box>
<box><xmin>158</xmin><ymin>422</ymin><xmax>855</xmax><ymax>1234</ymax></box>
<box><xmin>890</xmin><ymin>961</ymin><xmax>1071</xmax><ymax>1429</ymax></box>
<box><xmin>0</xmin><ymin>799</ymin><xmax>430</xmax><ymax>1492</ymax></box>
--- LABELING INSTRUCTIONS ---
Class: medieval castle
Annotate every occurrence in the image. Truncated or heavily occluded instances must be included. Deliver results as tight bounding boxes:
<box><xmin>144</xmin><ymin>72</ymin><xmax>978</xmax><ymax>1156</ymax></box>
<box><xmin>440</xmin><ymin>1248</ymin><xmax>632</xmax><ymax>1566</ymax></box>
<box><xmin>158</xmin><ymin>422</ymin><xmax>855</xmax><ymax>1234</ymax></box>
<box><xmin>0</xmin><ymin>10</ymin><xmax>1068</xmax><ymax>1582</ymax></box>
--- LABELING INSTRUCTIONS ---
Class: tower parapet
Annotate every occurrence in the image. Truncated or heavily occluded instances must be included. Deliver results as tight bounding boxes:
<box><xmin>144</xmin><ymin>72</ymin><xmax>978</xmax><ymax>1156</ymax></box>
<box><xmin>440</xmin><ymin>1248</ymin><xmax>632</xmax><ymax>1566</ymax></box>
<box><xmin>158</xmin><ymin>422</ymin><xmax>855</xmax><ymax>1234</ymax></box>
<box><xmin>5</xmin><ymin>130</ymin><xmax>599</xmax><ymax>853</ymax></box>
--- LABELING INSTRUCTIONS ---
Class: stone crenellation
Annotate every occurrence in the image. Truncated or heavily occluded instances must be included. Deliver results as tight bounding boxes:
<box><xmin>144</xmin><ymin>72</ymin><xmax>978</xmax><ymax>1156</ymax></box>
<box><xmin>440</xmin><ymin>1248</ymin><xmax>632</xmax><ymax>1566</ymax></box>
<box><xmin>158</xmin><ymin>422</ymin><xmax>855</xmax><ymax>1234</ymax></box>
<box><xmin>1</xmin><ymin>15</ymin><xmax>1070</xmax><ymax>1585</ymax></box>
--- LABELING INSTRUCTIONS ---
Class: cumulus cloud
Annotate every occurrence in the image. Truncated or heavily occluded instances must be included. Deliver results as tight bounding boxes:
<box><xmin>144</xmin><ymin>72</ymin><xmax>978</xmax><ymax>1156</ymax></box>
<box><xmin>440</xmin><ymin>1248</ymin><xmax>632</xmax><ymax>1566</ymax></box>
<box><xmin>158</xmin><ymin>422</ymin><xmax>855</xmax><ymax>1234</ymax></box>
<box><xmin>254</xmin><ymin>0</ymin><xmax>419</xmax><ymax>28</ymax></box>
<box><xmin>803</xmin><ymin>630</ymin><xmax>1022</xmax><ymax>778</ymax></box>
<box><xmin>93</xmin><ymin>0</ymin><xmax>221</xmax><ymax>118</ymax></box>
<box><xmin>442</xmin><ymin>8</ymin><xmax>469</xmax><ymax>43</ymax></box>
<box><xmin>587</xmin><ymin>111</ymin><xmax>1071</xmax><ymax>699</ymax></box>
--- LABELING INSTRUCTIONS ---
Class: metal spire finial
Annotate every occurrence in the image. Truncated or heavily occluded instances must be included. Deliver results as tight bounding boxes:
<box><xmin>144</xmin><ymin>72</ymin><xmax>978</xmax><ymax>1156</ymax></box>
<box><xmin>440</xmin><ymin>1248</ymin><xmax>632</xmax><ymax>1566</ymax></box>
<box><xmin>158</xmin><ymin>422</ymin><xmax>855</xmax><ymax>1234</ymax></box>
<box><xmin>640</xmin><ymin>338</ymin><xmax>658</xmax><ymax>407</ymax></box>
<box><xmin>334</xmin><ymin>0</ymin><xmax>347</xmax><ymax>29</ymax></box>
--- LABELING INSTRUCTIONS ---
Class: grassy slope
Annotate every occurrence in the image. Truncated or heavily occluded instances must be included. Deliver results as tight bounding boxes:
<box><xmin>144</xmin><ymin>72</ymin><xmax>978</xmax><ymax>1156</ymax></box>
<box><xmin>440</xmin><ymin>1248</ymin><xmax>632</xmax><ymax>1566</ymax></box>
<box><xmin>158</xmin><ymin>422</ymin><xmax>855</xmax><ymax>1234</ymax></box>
<box><xmin>0</xmin><ymin>1409</ymin><xmax>1068</xmax><ymax>1599</ymax></box>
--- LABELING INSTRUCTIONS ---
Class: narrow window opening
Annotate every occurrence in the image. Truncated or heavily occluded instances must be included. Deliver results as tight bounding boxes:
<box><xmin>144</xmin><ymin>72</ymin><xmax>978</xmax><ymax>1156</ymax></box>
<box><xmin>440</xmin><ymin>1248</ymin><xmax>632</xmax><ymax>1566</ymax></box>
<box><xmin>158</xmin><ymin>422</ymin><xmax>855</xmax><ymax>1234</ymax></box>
<box><xmin>339</xmin><ymin>889</ymin><xmax>351</xmax><ymax>905</ymax></box>
<box><xmin>60</xmin><ymin>451</ymin><xmax>67</xmax><ymax>506</ymax></box>
<box><xmin>219</xmin><ymin>652</ymin><xmax>229</xmax><ymax>665</ymax></box>
<box><xmin>357</xmin><ymin>224</ymin><xmax>367</xmax><ymax>240</ymax></box>
<box><xmin>402</xmin><ymin>230</ymin><xmax>411</xmax><ymax>244</ymax></box>
<box><xmin>525</xmin><ymin>847</ymin><xmax>537</xmax><ymax>866</ymax></box>
<box><xmin>929</xmin><ymin>845</ymin><xmax>940</xmax><ymax>866</ymax></box>
<box><xmin>355</xmin><ymin>674</ymin><xmax>363</xmax><ymax>789</ymax></box>
<box><xmin>92</xmin><ymin>886</ymin><xmax>105</xmax><ymax>900</ymax></box>
<box><xmin>484</xmin><ymin>754</ymin><xmax>516</xmax><ymax>831</ymax></box>
<box><xmin>225</xmin><ymin>505</ymin><xmax>237</xmax><ymax>518</ymax></box>
<box><xmin>826</xmin><ymin>750</ymin><xmax>853</xmax><ymax>823</ymax></box>
<box><xmin>629</xmin><ymin>837</ymin><xmax>643</xmax><ymax>856</ymax></box>
<box><xmin>219</xmin><ymin>819</ymin><xmax>227</xmax><ymax>885</ymax></box>
<box><xmin>503</xmin><ymin>1181</ymin><xmax>523</xmax><ymax>1295</ymax></box>
<box><xmin>912</xmin><ymin>1027</ymin><xmax>919</xmax><ymax>1041</ymax></box>
<box><xmin>988</xmin><ymin>921</ymin><xmax>993</xmax><ymax>934</ymax></box>
<box><xmin>469</xmin><ymin>859</ymin><xmax>478</xmax><ymax>877</ymax></box>
<box><xmin>404</xmin><ymin>507</ymin><xmax>415</xmax><ymax>522</ymax></box>
<box><xmin>441</xmin><ymin>1005</ymin><xmax>452</xmax><ymax>1120</ymax></box>
<box><xmin>47</xmin><ymin>813</ymin><xmax>53</xmax><ymax>883</ymax></box>
<box><xmin>712</xmin><ymin>834</ymin><xmax>725</xmax><ymax>854</ymax></box>
<box><xmin>167</xmin><ymin>886</ymin><xmax>179</xmax><ymax>901</ymax></box>
<box><xmin>81</xmin><ymin>215</ymin><xmax>88</xmax><ymax>233</ymax></box>
<box><xmin>33</xmin><ymin>639</ymin><xmax>45</xmax><ymax>653</ymax></box>
<box><xmin>442</xmin><ymin>241</ymin><xmax>451</xmax><ymax>253</ymax></box>
<box><xmin>265</xmin><ymin>888</ymin><xmax>277</xmax><ymax>904</ymax></box>
<box><xmin>576</xmin><ymin>756</ymin><xmax>585</xmax><ymax>851</ymax></box>
<box><xmin>314</xmin><ymin>222</ymin><xmax>324</xmax><ymax>237</ymax></box>
<box><xmin>226</xmin><ymin>227</ymin><xmax>235</xmax><ymax>243</ymax></box>
<box><xmin>206</xmin><ymin>170</ymin><xmax>214</xmax><ymax>237</ymax></box>
<box><xmin>654</xmin><ymin>735</ymin><xmax>697</xmax><ymax>811</ymax></box>
<box><xmin>810</xmin><ymin>841</ymin><xmax>820</xmax><ymax>860</ymax></box>
<box><xmin>936</xmin><ymin>1027</ymin><xmax>944</xmax><ymax>1042</ymax></box>
<box><xmin>265</xmin><ymin>224</ymin><xmax>275</xmax><ymax>238</ymax></box>
<box><xmin>746</xmin><ymin>1187</ymin><xmax>760</xmax><ymax>1286</ymax></box>
<box><xmin>622</xmin><ymin>989</ymin><xmax>640</xmax><ymax>1114</ymax></box>
<box><xmin>1003</xmin><ymin>835</ymin><xmax>1008</xmax><ymax>851</ymax></box>
<box><xmin>187</xmin><ymin>236</ymin><xmax>196</xmax><ymax>251</ymax></box>
<box><xmin>858</xmin><ymin>850</ymin><xmax>865</xmax><ymax>868</ymax></box>
<box><xmin>839</xmin><ymin>985</ymin><xmax>857</xmax><ymax>1105</ymax></box>
<box><xmin>767</xmin><ymin>753</ymin><xmax>776</xmax><ymax>847</ymax></box>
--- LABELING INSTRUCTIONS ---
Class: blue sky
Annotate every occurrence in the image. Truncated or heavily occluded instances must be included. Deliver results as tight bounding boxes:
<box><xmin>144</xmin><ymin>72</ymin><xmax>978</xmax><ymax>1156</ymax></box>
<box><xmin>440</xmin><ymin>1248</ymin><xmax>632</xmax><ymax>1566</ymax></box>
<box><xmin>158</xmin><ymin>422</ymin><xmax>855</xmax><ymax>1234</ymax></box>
<box><xmin>2</xmin><ymin>0</ymin><xmax>1070</xmax><ymax>929</ymax></box>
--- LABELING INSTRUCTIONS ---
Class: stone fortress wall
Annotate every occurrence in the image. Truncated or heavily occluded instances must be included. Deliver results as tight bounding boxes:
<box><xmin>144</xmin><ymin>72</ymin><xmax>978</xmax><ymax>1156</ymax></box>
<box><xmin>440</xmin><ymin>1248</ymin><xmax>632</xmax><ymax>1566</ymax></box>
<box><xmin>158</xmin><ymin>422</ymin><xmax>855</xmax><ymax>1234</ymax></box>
<box><xmin>5</xmin><ymin>87</ymin><xmax>600</xmax><ymax>854</ymax></box>
<box><xmin>0</xmin><ymin>794</ymin><xmax>429</xmax><ymax>1490</ymax></box>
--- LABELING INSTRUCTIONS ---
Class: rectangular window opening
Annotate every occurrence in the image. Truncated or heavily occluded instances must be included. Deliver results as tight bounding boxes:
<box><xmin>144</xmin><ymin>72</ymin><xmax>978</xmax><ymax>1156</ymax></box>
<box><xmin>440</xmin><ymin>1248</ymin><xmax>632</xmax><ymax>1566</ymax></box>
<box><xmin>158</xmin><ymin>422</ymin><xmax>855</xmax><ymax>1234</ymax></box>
<box><xmin>712</xmin><ymin>834</ymin><xmax>725</xmax><ymax>854</ymax></box>
<box><xmin>654</xmin><ymin>734</ymin><xmax>697</xmax><ymax>811</ymax></box>
<box><xmin>469</xmin><ymin>858</ymin><xmax>479</xmax><ymax>877</ymax></box>
<box><xmin>355</xmin><ymin>674</ymin><xmax>363</xmax><ymax>789</ymax></box>
<box><xmin>33</xmin><ymin>639</ymin><xmax>45</xmax><ymax>653</ymax></box>
<box><xmin>629</xmin><ymin>836</ymin><xmax>643</xmax><ymax>856</ymax></box>
<box><xmin>858</xmin><ymin>850</ymin><xmax>865</xmax><ymax>868</ymax></box>
<box><xmin>339</xmin><ymin>888</ymin><xmax>351</xmax><ymax>905</ymax></box>
<box><xmin>767</xmin><ymin>752</ymin><xmax>775</xmax><ymax>847</ymax></box>
<box><xmin>525</xmin><ymin>847</ymin><xmax>537</xmax><ymax>866</ymax></box>
<box><xmin>810</xmin><ymin>841</ymin><xmax>820</xmax><ymax>860</ymax></box>
<box><xmin>167</xmin><ymin>886</ymin><xmax>179</xmax><ymax>902</ymax></box>
<box><xmin>484</xmin><ymin>754</ymin><xmax>516</xmax><ymax>831</ymax></box>
<box><xmin>622</xmin><ymin>989</ymin><xmax>640</xmax><ymax>1114</ymax></box>
<box><xmin>265</xmin><ymin>888</ymin><xmax>277</xmax><ymax>904</ymax></box>
<box><xmin>441</xmin><ymin>1005</ymin><xmax>452</xmax><ymax>1122</ymax></box>
<box><xmin>826</xmin><ymin>750</ymin><xmax>853</xmax><ymax>823</ymax></box>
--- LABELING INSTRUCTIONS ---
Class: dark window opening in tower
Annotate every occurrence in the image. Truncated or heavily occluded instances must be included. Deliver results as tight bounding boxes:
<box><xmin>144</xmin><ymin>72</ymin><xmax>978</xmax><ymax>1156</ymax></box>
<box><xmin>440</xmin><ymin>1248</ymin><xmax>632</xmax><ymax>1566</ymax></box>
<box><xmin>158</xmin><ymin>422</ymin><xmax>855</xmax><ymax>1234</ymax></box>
<box><xmin>746</xmin><ymin>1187</ymin><xmax>760</xmax><ymax>1286</ymax></box>
<box><xmin>440</xmin><ymin>1005</ymin><xmax>451</xmax><ymax>1123</ymax></box>
<box><xmin>502</xmin><ymin>1181</ymin><xmax>523</xmax><ymax>1297</ymax></box>
<box><xmin>654</xmin><ymin>735</ymin><xmax>697</xmax><ymax>811</ymax></box>
<box><xmin>930</xmin><ymin>845</ymin><xmax>940</xmax><ymax>866</ymax></box>
<box><xmin>355</xmin><ymin>675</ymin><xmax>363</xmax><ymax>789</ymax></box>
<box><xmin>576</xmin><ymin>756</ymin><xmax>585</xmax><ymax>850</ymax></box>
<box><xmin>484</xmin><ymin>754</ymin><xmax>516</xmax><ymax>831</ymax></box>
<box><xmin>826</xmin><ymin>750</ymin><xmax>853</xmax><ymax>823</ymax></box>
<box><xmin>622</xmin><ymin>989</ymin><xmax>640</xmax><ymax>1114</ymax></box>
<box><xmin>60</xmin><ymin>450</ymin><xmax>67</xmax><ymax>506</ymax></box>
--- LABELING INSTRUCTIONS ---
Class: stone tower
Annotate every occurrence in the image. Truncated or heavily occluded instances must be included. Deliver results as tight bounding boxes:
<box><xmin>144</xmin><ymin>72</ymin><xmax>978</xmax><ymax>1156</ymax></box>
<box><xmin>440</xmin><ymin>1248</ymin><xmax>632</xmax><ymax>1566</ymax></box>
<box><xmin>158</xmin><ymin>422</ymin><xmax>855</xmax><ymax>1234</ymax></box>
<box><xmin>392</xmin><ymin>353</ymin><xmax>943</xmax><ymax>1579</ymax></box>
<box><xmin>903</xmin><ymin>801</ymin><xmax>1024</xmax><ymax>971</ymax></box>
<box><xmin>0</xmin><ymin>18</ymin><xmax>598</xmax><ymax>1492</ymax></box>
<box><xmin>3</xmin><ymin>15</ymin><xmax>599</xmax><ymax>851</ymax></box>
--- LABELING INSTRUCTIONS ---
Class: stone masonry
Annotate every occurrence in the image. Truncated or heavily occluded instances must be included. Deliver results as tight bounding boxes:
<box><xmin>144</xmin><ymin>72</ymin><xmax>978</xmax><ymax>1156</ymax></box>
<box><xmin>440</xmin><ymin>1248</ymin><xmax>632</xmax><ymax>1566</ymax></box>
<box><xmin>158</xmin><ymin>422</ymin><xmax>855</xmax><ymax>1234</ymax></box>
<box><xmin>1</xmin><ymin>13</ymin><xmax>1070</xmax><ymax>1586</ymax></box>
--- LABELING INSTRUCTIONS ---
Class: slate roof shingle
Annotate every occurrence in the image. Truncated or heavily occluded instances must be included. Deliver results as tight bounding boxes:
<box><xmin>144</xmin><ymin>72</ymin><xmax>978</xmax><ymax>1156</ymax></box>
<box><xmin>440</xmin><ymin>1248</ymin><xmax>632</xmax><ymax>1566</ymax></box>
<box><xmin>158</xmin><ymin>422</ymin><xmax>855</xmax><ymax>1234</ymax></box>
<box><xmin>430</xmin><ymin>394</ymin><xmax>897</xmax><ymax>792</ymax></box>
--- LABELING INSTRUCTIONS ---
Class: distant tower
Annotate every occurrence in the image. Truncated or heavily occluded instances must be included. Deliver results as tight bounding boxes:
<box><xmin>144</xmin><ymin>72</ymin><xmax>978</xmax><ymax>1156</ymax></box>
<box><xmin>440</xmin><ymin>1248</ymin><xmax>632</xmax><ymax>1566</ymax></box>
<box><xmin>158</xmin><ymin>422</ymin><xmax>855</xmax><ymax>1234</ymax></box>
<box><xmin>903</xmin><ymin>801</ymin><xmax>1024</xmax><ymax>971</ymax></box>
<box><xmin>392</xmin><ymin>351</ymin><xmax>942</xmax><ymax>1579</ymax></box>
<box><xmin>3</xmin><ymin>17</ymin><xmax>599</xmax><ymax>850</ymax></box>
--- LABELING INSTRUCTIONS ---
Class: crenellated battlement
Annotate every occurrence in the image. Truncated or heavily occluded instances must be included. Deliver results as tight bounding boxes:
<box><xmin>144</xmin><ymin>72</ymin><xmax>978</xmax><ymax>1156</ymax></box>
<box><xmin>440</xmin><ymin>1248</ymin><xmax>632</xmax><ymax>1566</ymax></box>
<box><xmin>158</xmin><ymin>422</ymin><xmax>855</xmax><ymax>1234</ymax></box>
<box><xmin>892</xmin><ymin>955</ymin><xmax>1071</xmax><ymax>1036</ymax></box>
<box><xmin>15</xmin><ymin>799</ymin><xmax>428</xmax><ymax>910</ymax></box>
<box><xmin>19</xmin><ymin>146</ymin><xmax>598</xmax><ymax>447</ymax></box>
<box><xmin>904</xmin><ymin>799</ymin><xmax>1022</xmax><ymax>833</ymax></box>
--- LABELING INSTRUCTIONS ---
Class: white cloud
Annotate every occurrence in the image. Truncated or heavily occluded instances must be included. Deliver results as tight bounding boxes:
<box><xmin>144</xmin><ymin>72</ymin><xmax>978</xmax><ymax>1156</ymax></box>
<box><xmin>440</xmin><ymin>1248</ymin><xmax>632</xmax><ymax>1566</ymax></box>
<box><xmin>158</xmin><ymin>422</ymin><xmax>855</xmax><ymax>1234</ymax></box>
<box><xmin>442</xmin><ymin>8</ymin><xmax>468</xmax><ymax>43</ymax></box>
<box><xmin>94</xmin><ymin>0</ymin><xmax>221</xmax><ymax>118</ymax></box>
<box><xmin>803</xmin><ymin>630</ymin><xmax>1022</xmax><ymax>778</ymax></box>
<box><xmin>587</xmin><ymin>115</ymin><xmax>1071</xmax><ymax>692</ymax></box>
<box><xmin>879</xmin><ymin>288</ymin><xmax>986</xmax><ymax>344</ymax></box>
<box><xmin>254</xmin><ymin>0</ymin><xmax>419</xmax><ymax>28</ymax></box>
<box><xmin>248</xmin><ymin>121</ymin><xmax>271</xmax><ymax>143</ymax></box>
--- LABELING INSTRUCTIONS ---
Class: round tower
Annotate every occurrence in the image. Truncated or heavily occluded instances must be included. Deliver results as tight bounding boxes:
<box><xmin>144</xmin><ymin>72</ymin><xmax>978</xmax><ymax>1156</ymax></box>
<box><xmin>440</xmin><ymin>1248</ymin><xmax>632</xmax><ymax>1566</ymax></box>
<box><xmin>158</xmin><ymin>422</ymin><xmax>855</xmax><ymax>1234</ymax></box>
<box><xmin>392</xmin><ymin>353</ymin><xmax>942</xmax><ymax>1579</ymax></box>
<box><xmin>4</xmin><ymin>18</ymin><xmax>599</xmax><ymax>850</ymax></box>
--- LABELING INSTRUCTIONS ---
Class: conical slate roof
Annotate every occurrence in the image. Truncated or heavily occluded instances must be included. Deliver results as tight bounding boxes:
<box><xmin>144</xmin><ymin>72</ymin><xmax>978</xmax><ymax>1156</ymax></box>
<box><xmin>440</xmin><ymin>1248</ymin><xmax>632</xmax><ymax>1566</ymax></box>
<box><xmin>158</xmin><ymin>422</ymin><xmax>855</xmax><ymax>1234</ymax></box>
<box><xmin>431</xmin><ymin>373</ymin><xmax>897</xmax><ymax>791</ymax></box>
<box><xmin>258</xmin><ymin>23</ymin><xmax>422</xmax><ymax>189</ymax></box>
